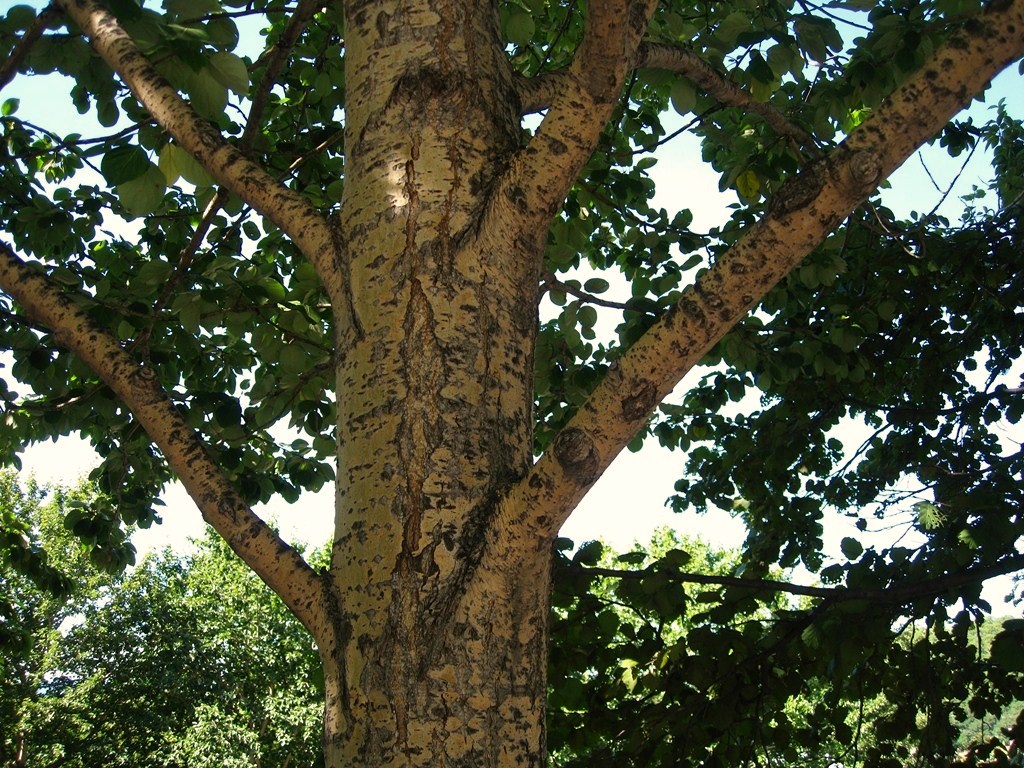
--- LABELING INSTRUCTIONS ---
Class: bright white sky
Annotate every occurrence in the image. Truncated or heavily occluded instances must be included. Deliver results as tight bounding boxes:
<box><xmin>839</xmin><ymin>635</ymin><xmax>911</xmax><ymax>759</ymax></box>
<box><xmin>4</xmin><ymin>10</ymin><xmax>1023</xmax><ymax>608</ymax></box>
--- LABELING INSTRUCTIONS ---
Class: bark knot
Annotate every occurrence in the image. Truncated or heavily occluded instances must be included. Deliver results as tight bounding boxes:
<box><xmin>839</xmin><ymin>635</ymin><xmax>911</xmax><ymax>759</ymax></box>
<box><xmin>772</xmin><ymin>159</ymin><xmax>826</xmax><ymax>215</ymax></box>
<box><xmin>844</xmin><ymin>150</ymin><xmax>882</xmax><ymax>194</ymax></box>
<box><xmin>621</xmin><ymin>380</ymin><xmax>657</xmax><ymax>421</ymax></box>
<box><xmin>552</xmin><ymin>427</ymin><xmax>600</xmax><ymax>485</ymax></box>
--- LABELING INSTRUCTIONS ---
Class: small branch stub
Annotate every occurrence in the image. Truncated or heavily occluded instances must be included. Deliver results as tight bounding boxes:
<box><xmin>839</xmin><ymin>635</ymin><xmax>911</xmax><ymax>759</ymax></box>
<box><xmin>620</xmin><ymin>379</ymin><xmax>657</xmax><ymax>421</ymax></box>
<box><xmin>843</xmin><ymin>149</ymin><xmax>883</xmax><ymax>195</ymax></box>
<box><xmin>771</xmin><ymin>162</ymin><xmax>826</xmax><ymax>215</ymax></box>
<box><xmin>552</xmin><ymin>427</ymin><xmax>600</xmax><ymax>485</ymax></box>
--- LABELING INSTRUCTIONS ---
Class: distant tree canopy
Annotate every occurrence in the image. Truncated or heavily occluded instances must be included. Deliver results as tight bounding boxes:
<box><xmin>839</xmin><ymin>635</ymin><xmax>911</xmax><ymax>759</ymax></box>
<box><xmin>1</xmin><ymin>471</ymin><xmax>323</xmax><ymax>768</ymax></box>
<box><xmin>3</xmin><ymin>473</ymin><xmax>1023</xmax><ymax>768</ymax></box>
<box><xmin>0</xmin><ymin>0</ymin><xmax>1023</xmax><ymax>765</ymax></box>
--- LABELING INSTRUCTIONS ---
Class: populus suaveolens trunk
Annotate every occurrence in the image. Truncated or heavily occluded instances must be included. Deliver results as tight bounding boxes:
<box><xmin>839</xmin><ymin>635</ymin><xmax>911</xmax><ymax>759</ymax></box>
<box><xmin>325</xmin><ymin>1</ymin><xmax>548</xmax><ymax>764</ymax></box>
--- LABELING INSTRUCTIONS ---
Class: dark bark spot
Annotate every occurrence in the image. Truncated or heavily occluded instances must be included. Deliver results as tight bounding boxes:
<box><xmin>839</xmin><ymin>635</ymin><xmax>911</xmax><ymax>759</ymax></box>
<box><xmin>375</xmin><ymin>11</ymin><xmax>391</xmax><ymax>40</ymax></box>
<box><xmin>552</xmin><ymin>427</ymin><xmax>599</xmax><ymax>485</ymax></box>
<box><xmin>621</xmin><ymin>380</ymin><xmax>657</xmax><ymax>421</ymax></box>
<box><xmin>772</xmin><ymin>166</ymin><xmax>824</xmax><ymax>215</ymax></box>
<box><xmin>506</xmin><ymin>184</ymin><xmax>527</xmax><ymax>208</ymax></box>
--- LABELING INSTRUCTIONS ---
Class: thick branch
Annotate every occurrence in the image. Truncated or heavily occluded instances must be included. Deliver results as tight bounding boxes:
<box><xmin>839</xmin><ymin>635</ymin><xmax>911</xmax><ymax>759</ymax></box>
<box><xmin>482</xmin><ymin>0</ymin><xmax>659</xmax><ymax>251</ymax></box>
<box><xmin>566</xmin><ymin>553</ymin><xmax>1024</xmax><ymax>605</ymax></box>
<box><xmin>497</xmin><ymin>0</ymin><xmax>1024</xmax><ymax>547</ymax></box>
<box><xmin>636</xmin><ymin>42</ymin><xmax>815</xmax><ymax>147</ymax></box>
<box><xmin>0</xmin><ymin>240</ymin><xmax>330</xmax><ymax>640</ymax></box>
<box><xmin>0</xmin><ymin>5</ymin><xmax>61</xmax><ymax>92</ymax></box>
<box><xmin>55</xmin><ymin>0</ymin><xmax>344</xmax><ymax>306</ymax></box>
<box><xmin>512</xmin><ymin>70</ymin><xmax>572</xmax><ymax>114</ymax></box>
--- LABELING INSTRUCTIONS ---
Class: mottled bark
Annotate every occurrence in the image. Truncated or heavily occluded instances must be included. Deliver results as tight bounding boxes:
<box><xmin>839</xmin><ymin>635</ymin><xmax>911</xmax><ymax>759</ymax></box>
<box><xmin>324</xmin><ymin>1</ymin><xmax>545</xmax><ymax>762</ymax></box>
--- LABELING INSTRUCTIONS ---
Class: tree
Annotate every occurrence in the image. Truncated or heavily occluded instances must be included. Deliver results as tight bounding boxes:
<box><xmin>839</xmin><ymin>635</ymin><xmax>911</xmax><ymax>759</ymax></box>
<box><xmin>14</xmin><ymin>528</ymin><xmax>323</xmax><ymax>768</ymax></box>
<box><xmin>0</xmin><ymin>471</ymin><xmax>113</xmax><ymax>768</ymax></box>
<box><xmin>0</xmin><ymin>0</ymin><xmax>1022</xmax><ymax>766</ymax></box>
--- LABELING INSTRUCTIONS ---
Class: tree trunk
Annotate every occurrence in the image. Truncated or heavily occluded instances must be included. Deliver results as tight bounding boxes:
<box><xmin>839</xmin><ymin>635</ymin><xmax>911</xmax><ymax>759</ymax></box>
<box><xmin>323</xmin><ymin>2</ymin><xmax>549</xmax><ymax>764</ymax></box>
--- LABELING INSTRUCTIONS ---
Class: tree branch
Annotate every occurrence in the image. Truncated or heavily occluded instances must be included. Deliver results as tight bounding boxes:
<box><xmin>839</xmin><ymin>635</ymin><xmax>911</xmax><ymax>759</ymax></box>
<box><xmin>541</xmin><ymin>269</ymin><xmax>656</xmax><ymax>315</ymax></box>
<box><xmin>0</xmin><ymin>4</ymin><xmax>61</xmax><ymax>93</ymax></box>
<box><xmin>563</xmin><ymin>553</ymin><xmax>1024</xmax><ymax>605</ymax></box>
<box><xmin>54</xmin><ymin>0</ymin><xmax>345</xmax><ymax>306</ymax></box>
<box><xmin>636</xmin><ymin>42</ymin><xmax>816</xmax><ymax>147</ymax></box>
<box><xmin>0</xmin><ymin>240</ymin><xmax>330</xmax><ymax>640</ymax></box>
<box><xmin>482</xmin><ymin>0</ymin><xmax>659</xmax><ymax>254</ymax></box>
<box><xmin>512</xmin><ymin>70</ymin><xmax>572</xmax><ymax>114</ymax></box>
<box><xmin>497</xmin><ymin>0</ymin><xmax>1024</xmax><ymax>547</ymax></box>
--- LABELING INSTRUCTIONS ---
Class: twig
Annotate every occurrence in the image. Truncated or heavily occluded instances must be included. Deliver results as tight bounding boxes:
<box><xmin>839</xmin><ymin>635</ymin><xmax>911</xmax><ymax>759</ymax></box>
<box><xmin>541</xmin><ymin>269</ymin><xmax>657</xmax><ymax>315</ymax></box>
<box><xmin>636</xmin><ymin>42</ymin><xmax>816</xmax><ymax>148</ymax></box>
<box><xmin>564</xmin><ymin>553</ymin><xmax>1024</xmax><ymax>605</ymax></box>
<box><xmin>243</xmin><ymin>0</ymin><xmax>324</xmax><ymax>151</ymax></box>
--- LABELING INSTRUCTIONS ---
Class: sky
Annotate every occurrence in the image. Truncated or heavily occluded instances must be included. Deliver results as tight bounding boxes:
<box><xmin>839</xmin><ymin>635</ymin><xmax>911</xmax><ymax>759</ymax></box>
<box><xmin>3</xmin><ymin>4</ymin><xmax>1023</xmax><ymax>607</ymax></box>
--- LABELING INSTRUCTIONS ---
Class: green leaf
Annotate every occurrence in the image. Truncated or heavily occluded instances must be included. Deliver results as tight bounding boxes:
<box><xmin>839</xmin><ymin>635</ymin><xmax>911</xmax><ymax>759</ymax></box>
<box><xmin>2</xmin><ymin>98</ymin><xmax>19</xmax><ymax>116</ymax></box>
<box><xmin>184</xmin><ymin>68</ymin><xmax>228</xmax><ymax>119</ymax></box>
<box><xmin>583</xmin><ymin>278</ymin><xmax>610</xmax><ymax>294</ymax></box>
<box><xmin>670</xmin><ymin>78</ymin><xmax>697</xmax><ymax>115</ymax></box>
<box><xmin>115</xmin><ymin>164</ymin><xmax>167</xmax><ymax>217</ymax></box>
<box><xmin>913</xmin><ymin>501</ymin><xmax>943</xmax><ymax>530</ymax></box>
<box><xmin>573</xmin><ymin>540</ymin><xmax>603</xmax><ymax>566</ymax></box>
<box><xmin>578</xmin><ymin>305</ymin><xmax>598</xmax><ymax>329</ymax></box>
<box><xmin>207</xmin><ymin>52</ymin><xmax>249</xmax><ymax>96</ymax></box>
<box><xmin>5</xmin><ymin>5</ymin><xmax>37</xmax><ymax>31</ymax></box>
<box><xmin>504</xmin><ymin>11</ymin><xmax>535</xmax><ymax>46</ymax></box>
<box><xmin>279</xmin><ymin>345</ymin><xmax>308</xmax><ymax>375</ymax></box>
<box><xmin>840</xmin><ymin>537</ymin><xmax>863</xmax><ymax>560</ymax></box>
<box><xmin>735</xmin><ymin>170</ymin><xmax>760</xmax><ymax>199</ymax></box>
<box><xmin>96</xmin><ymin>100</ymin><xmax>120</xmax><ymax>128</ymax></box>
<box><xmin>158</xmin><ymin>143</ymin><xmax>214</xmax><ymax>186</ymax></box>
<box><xmin>101</xmin><ymin>144</ymin><xmax>152</xmax><ymax>186</ymax></box>
<box><xmin>990</xmin><ymin>627</ymin><xmax>1024</xmax><ymax>672</ymax></box>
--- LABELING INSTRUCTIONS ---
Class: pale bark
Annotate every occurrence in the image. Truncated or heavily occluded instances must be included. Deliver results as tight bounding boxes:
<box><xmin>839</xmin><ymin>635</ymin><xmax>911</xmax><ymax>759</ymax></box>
<box><xmin>321</xmin><ymin>1</ymin><xmax>671</xmax><ymax>762</ymax></box>
<box><xmin>324</xmin><ymin>0</ymin><xmax>548</xmax><ymax>761</ymax></box>
<box><xmin>499</xmin><ymin>0</ymin><xmax>1024</xmax><ymax>546</ymax></box>
<box><xmin>0</xmin><ymin>241</ymin><xmax>329</xmax><ymax>637</ymax></box>
<box><xmin>485</xmin><ymin>0</ymin><xmax>659</xmax><ymax>249</ymax></box>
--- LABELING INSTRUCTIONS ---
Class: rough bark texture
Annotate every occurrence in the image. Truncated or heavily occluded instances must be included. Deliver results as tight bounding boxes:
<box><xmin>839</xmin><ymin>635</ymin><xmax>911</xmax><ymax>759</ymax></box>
<box><xmin>320</xmin><ymin>2</ymin><xmax>656</xmax><ymax>763</ymax></box>
<box><xmin>325</xmin><ymin>2</ymin><xmax>546</xmax><ymax>763</ymax></box>
<box><xmin>1</xmin><ymin>0</ymin><xmax>1023</xmax><ymax>766</ymax></box>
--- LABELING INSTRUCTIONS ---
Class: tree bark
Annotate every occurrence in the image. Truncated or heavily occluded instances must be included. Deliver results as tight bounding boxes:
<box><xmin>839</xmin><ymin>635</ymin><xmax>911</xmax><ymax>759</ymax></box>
<box><xmin>323</xmin><ymin>1</ymin><xmax>549</xmax><ymax>764</ymax></box>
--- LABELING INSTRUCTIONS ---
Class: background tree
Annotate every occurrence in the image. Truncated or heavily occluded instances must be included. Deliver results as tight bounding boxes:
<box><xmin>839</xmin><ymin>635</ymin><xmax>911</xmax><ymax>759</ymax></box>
<box><xmin>0</xmin><ymin>471</ymin><xmax>114</xmax><ymax>768</ymax></box>
<box><xmin>9</xmin><ymin>513</ymin><xmax>1021</xmax><ymax>767</ymax></box>
<box><xmin>5</xmin><ymin>515</ymin><xmax>323</xmax><ymax>768</ymax></box>
<box><xmin>1</xmin><ymin>0</ymin><xmax>1023</xmax><ymax>766</ymax></box>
